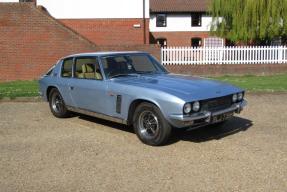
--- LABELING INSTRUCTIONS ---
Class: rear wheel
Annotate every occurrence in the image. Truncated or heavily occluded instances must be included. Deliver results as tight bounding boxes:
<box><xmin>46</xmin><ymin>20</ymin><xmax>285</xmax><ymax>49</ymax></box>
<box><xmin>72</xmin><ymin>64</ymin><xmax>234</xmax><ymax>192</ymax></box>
<box><xmin>48</xmin><ymin>88</ymin><xmax>70</xmax><ymax>118</ymax></box>
<box><xmin>133</xmin><ymin>102</ymin><xmax>171</xmax><ymax>146</ymax></box>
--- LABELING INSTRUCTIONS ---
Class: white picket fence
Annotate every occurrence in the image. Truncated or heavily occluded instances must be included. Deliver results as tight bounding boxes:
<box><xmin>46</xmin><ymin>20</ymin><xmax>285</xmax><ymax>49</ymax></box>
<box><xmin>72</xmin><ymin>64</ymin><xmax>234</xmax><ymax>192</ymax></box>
<box><xmin>161</xmin><ymin>46</ymin><xmax>287</xmax><ymax>65</ymax></box>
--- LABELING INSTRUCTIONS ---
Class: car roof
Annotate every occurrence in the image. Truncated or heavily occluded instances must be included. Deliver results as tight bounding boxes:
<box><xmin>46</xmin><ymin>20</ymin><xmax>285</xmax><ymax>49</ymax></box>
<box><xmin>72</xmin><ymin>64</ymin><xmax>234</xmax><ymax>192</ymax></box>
<box><xmin>62</xmin><ymin>51</ymin><xmax>148</xmax><ymax>60</ymax></box>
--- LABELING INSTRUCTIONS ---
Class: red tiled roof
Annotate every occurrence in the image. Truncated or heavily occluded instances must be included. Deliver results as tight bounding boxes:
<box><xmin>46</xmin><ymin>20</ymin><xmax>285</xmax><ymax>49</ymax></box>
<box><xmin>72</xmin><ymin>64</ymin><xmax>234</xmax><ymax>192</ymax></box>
<box><xmin>150</xmin><ymin>0</ymin><xmax>211</xmax><ymax>13</ymax></box>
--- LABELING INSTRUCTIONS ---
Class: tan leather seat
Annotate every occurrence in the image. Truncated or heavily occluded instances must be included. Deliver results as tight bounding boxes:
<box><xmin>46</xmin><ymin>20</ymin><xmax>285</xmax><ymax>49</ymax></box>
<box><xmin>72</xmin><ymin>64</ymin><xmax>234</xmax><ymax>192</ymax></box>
<box><xmin>82</xmin><ymin>63</ymin><xmax>102</xmax><ymax>80</ymax></box>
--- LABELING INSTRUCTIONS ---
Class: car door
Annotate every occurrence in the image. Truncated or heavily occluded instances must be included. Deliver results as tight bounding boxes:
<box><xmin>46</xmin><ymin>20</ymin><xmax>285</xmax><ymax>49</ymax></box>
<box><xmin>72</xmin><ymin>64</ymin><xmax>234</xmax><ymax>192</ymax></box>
<box><xmin>69</xmin><ymin>56</ymin><xmax>109</xmax><ymax>114</ymax></box>
<box><xmin>58</xmin><ymin>57</ymin><xmax>76</xmax><ymax>107</ymax></box>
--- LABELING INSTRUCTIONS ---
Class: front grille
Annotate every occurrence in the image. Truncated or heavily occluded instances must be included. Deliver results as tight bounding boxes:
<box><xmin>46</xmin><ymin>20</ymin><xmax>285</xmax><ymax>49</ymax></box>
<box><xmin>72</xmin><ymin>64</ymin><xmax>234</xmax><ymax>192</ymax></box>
<box><xmin>202</xmin><ymin>95</ymin><xmax>232</xmax><ymax>112</ymax></box>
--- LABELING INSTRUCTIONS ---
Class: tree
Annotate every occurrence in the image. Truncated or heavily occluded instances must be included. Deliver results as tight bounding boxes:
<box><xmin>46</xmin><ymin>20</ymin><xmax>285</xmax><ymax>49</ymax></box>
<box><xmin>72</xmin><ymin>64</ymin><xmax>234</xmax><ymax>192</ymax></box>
<box><xmin>210</xmin><ymin>0</ymin><xmax>287</xmax><ymax>45</ymax></box>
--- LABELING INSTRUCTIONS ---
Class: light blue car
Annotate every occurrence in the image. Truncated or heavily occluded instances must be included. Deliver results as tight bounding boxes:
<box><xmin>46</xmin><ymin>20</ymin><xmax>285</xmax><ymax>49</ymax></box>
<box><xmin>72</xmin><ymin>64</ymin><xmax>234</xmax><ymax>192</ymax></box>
<box><xmin>39</xmin><ymin>51</ymin><xmax>247</xmax><ymax>146</ymax></box>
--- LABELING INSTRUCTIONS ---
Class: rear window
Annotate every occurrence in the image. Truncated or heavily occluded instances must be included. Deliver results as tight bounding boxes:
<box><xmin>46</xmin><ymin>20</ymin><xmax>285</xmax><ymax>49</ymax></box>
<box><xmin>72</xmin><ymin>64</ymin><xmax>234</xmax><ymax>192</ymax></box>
<box><xmin>61</xmin><ymin>58</ymin><xmax>73</xmax><ymax>78</ymax></box>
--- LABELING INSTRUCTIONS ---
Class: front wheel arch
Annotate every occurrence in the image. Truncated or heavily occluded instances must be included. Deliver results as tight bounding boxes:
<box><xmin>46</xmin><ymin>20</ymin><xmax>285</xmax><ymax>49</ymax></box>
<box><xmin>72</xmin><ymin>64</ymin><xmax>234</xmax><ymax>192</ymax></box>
<box><xmin>132</xmin><ymin>102</ymin><xmax>172</xmax><ymax>146</ymax></box>
<box><xmin>127</xmin><ymin>99</ymin><xmax>162</xmax><ymax>125</ymax></box>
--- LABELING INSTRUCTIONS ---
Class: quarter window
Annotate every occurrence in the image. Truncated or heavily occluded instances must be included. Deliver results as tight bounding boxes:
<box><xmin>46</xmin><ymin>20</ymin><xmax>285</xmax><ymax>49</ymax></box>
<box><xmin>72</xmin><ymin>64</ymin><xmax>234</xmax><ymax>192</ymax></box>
<box><xmin>191</xmin><ymin>13</ymin><xmax>202</xmax><ymax>27</ymax></box>
<box><xmin>61</xmin><ymin>58</ymin><xmax>73</xmax><ymax>78</ymax></box>
<box><xmin>74</xmin><ymin>57</ymin><xmax>103</xmax><ymax>80</ymax></box>
<box><xmin>156</xmin><ymin>14</ymin><xmax>167</xmax><ymax>27</ymax></box>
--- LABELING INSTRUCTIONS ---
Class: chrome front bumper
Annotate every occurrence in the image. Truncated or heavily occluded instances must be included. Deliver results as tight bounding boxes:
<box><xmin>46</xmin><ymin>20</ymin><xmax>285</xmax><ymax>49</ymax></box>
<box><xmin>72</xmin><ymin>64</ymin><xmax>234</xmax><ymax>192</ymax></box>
<box><xmin>169</xmin><ymin>100</ymin><xmax>247</xmax><ymax>128</ymax></box>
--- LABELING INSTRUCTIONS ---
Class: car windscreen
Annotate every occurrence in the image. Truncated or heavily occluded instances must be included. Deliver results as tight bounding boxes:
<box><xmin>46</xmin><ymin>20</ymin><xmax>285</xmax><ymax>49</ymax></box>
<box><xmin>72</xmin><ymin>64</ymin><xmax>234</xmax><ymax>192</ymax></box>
<box><xmin>101</xmin><ymin>54</ymin><xmax>168</xmax><ymax>79</ymax></box>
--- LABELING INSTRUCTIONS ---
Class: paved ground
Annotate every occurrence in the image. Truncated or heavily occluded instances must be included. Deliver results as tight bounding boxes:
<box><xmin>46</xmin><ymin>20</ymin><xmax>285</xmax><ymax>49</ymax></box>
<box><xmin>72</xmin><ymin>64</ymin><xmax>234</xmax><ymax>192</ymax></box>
<box><xmin>0</xmin><ymin>93</ymin><xmax>286</xmax><ymax>192</ymax></box>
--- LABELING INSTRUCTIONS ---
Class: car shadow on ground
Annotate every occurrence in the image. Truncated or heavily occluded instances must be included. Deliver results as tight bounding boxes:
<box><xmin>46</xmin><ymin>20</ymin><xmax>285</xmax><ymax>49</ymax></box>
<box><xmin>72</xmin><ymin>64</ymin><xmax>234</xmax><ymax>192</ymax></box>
<box><xmin>168</xmin><ymin>117</ymin><xmax>253</xmax><ymax>144</ymax></box>
<box><xmin>75</xmin><ymin>114</ymin><xmax>252</xmax><ymax>145</ymax></box>
<box><xmin>75</xmin><ymin>114</ymin><xmax>134</xmax><ymax>133</ymax></box>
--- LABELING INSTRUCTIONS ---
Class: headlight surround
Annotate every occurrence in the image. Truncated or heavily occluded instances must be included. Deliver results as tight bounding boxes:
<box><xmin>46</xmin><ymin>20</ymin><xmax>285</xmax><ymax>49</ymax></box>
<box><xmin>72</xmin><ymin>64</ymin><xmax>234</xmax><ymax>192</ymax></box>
<box><xmin>192</xmin><ymin>101</ymin><xmax>200</xmax><ymax>112</ymax></box>
<box><xmin>183</xmin><ymin>103</ymin><xmax>192</xmax><ymax>114</ymax></box>
<box><xmin>232</xmin><ymin>94</ymin><xmax>238</xmax><ymax>103</ymax></box>
<box><xmin>183</xmin><ymin>101</ymin><xmax>201</xmax><ymax>114</ymax></box>
<box><xmin>237</xmin><ymin>92</ymin><xmax>244</xmax><ymax>101</ymax></box>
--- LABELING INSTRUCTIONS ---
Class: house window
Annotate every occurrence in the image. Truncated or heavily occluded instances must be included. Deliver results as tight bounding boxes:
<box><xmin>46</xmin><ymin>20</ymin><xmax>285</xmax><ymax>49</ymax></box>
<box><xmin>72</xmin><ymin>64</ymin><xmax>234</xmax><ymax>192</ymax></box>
<box><xmin>157</xmin><ymin>38</ymin><xmax>167</xmax><ymax>47</ymax></box>
<box><xmin>191</xmin><ymin>38</ymin><xmax>202</xmax><ymax>47</ymax></box>
<box><xmin>191</xmin><ymin>14</ymin><xmax>202</xmax><ymax>27</ymax></box>
<box><xmin>156</xmin><ymin>14</ymin><xmax>167</xmax><ymax>27</ymax></box>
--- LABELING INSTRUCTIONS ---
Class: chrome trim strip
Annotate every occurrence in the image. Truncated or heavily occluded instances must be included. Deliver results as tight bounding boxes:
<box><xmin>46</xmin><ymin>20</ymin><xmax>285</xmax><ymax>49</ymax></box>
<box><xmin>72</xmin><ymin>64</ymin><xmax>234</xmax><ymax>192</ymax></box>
<box><xmin>66</xmin><ymin>106</ymin><xmax>128</xmax><ymax>125</ymax></box>
<box><xmin>169</xmin><ymin>100</ymin><xmax>247</xmax><ymax>122</ymax></box>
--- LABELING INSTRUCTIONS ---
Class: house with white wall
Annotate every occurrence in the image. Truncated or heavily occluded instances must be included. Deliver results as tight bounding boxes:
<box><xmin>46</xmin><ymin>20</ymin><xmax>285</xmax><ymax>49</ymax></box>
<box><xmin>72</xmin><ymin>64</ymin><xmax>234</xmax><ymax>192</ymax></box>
<box><xmin>149</xmin><ymin>0</ymin><xmax>224</xmax><ymax>47</ymax></box>
<box><xmin>0</xmin><ymin>0</ymin><xmax>222</xmax><ymax>47</ymax></box>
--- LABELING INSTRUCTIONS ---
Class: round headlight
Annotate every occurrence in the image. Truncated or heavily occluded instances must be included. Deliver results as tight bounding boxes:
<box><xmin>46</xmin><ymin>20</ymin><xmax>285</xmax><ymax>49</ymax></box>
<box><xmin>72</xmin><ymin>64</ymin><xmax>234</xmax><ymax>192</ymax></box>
<box><xmin>232</xmin><ymin>94</ymin><xmax>238</xmax><ymax>102</ymax></box>
<box><xmin>192</xmin><ymin>101</ymin><xmax>200</xmax><ymax>112</ymax></box>
<box><xmin>238</xmin><ymin>92</ymin><xmax>243</xmax><ymax>101</ymax></box>
<box><xmin>183</xmin><ymin>103</ymin><xmax>192</xmax><ymax>114</ymax></box>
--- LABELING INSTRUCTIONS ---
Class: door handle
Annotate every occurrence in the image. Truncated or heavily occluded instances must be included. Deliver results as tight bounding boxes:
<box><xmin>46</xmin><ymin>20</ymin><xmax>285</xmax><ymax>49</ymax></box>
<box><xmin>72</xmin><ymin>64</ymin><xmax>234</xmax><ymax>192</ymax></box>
<box><xmin>69</xmin><ymin>86</ymin><xmax>74</xmax><ymax>90</ymax></box>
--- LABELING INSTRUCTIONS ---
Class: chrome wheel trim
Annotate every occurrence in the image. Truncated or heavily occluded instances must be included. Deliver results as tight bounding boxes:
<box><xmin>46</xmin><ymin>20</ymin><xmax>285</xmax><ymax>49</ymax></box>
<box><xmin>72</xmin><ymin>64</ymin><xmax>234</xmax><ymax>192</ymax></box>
<box><xmin>51</xmin><ymin>93</ymin><xmax>64</xmax><ymax>114</ymax></box>
<box><xmin>138</xmin><ymin>110</ymin><xmax>160</xmax><ymax>139</ymax></box>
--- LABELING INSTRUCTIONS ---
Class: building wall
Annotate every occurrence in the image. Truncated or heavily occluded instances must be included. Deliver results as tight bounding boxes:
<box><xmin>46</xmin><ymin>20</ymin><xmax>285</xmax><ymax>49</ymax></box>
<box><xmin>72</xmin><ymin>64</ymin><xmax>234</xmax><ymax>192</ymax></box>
<box><xmin>0</xmin><ymin>3</ymin><xmax>97</xmax><ymax>81</ymax></box>
<box><xmin>0</xmin><ymin>3</ymin><xmax>159</xmax><ymax>81</ymax></box>
<box><xmin>0</xmin><ymin>0</ymin><xmax>18</xmax><ymax>2</ymax></box>
<box><xmin>150</xmin><ymin>14</ymin><xmax>212</xmax><ymax>32</ymax></box>
<box><xmin>35</xmin><ymin>0</ymin><xmax>151</xmax><ymax>46</ymax></box>
<box><xmin>150</xmin><ymin>31</ymin><xmax>210</xmax><ymax>46</ymax></box>
<box><xmin>60</xmin><ymin>19</ymin><xmax>150</xmax><ymax>45</ymax></box>
<box><xmin>36</xmin><ymin>0</ymin><xmax>150</xmax><ymax>19</ymax></box>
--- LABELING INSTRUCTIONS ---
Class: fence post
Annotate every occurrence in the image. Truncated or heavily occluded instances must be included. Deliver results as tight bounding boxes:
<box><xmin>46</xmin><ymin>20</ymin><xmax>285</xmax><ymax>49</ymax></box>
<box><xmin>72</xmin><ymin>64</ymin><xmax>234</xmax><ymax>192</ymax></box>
<box><xmin>278</xmin><ymin>46</ymin><xmax>283</xmax><ymax>64</ymax></box>
<box><xmin>160</xmin><ymin>46</ymin><xmax>286</xmax><ymax>65</ymax></box>
<box><xmin>161</xmin><ymin>47</ymin><xmax>163</xmax><ymax>65</ymax></box>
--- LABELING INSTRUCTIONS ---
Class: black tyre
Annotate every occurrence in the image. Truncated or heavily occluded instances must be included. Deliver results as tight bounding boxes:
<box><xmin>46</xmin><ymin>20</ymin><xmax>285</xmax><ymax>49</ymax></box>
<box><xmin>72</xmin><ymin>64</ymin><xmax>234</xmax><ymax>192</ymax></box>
<box><xmin>133</xmin><ymin>102</ymin><xmax>172</xmax><ymax>146</ymax></box>
<box><xmin>48</xmin><ymin>88</ymin><xmax>70</xmax><ymax>118</ymax></box>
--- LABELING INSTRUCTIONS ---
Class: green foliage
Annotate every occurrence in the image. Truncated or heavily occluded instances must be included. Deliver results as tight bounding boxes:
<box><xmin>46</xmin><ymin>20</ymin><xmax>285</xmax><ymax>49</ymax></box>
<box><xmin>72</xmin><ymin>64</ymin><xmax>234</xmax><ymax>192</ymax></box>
<box><xmin>210</xmin><ymin>0</ymin><xmax>287</xmax><ymax>44</ymax></box>
<box><xmin>0</xmin><ymin>81</ymin><xmax>39</xmax><ymax>99</ymax></box>
<box><xmin>213</xmin><ymin>74</ymin><xmax>287</xmax><ymax>92</ymax></box>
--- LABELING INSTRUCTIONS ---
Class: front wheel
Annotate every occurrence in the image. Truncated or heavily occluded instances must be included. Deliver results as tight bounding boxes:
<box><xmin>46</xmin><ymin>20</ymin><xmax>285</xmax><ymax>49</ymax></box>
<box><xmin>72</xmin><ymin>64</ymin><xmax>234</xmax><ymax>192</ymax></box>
<box><xmin>48</xmin><ymin>88</ymin><xmax>70</xmax><ymax>118</ymax></box>
<box><xmin>133</xmin><ymin>102</ymin><xmax>172</xmax><ymax>146</ymax></box>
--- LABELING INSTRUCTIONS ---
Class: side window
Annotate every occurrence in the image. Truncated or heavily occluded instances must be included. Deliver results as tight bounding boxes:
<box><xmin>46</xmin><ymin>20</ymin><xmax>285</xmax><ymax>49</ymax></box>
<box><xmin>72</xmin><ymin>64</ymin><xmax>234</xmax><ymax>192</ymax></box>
<box><xmin>74</xmin><ymin>57</ymin><xmax>103</xmax><ymax>80</ymax></box>
<box><xmin>61</xmin><ymin>58</ymin><xmax>73</xmax><ymax>78</ymax></box>
<box><xmin>156</xmin><ymin>14</ymin><xmax>167</xmax><ymax>27</ymax></box>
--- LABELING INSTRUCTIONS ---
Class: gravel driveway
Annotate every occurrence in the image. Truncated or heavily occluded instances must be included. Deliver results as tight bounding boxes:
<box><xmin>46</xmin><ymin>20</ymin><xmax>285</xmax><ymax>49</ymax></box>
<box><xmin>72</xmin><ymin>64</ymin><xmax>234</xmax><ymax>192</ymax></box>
<box><xmin>0</xmin><ymin>93</ymin><xmax>286</xmax><ymax>192</ymax></box>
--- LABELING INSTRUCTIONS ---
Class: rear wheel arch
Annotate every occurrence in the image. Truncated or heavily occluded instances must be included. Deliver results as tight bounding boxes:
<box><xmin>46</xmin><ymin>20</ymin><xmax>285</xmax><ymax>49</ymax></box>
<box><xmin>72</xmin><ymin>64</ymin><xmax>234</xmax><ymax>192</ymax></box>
<box><xmin>46</xmin><ymin>86</ymin><xmax>58</xmax><ymax>101</ymax></box>
<box><xmin>48</xmin><ymin>88</ymin><xmax>70</xmax><ymax>118</ymax></box>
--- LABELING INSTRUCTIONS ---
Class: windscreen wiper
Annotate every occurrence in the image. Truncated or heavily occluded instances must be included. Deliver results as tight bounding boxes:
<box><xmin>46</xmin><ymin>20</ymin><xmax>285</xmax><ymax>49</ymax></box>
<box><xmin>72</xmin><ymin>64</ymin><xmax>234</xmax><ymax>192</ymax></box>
<box><xmin>109</xmin><ymin>73</ymin><xmax>138</xmax><ymax>79</ymax></box>
<box><xmin>136</xmin><ymin>71</ymin><xmax>160</xmax><ymax>75</ymax></box>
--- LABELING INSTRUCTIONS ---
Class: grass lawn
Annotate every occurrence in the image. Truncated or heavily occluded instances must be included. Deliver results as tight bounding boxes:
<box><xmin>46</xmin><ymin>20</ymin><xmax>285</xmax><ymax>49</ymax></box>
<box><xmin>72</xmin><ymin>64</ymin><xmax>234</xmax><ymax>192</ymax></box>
<box><xmin>0</xmin><ymin>80</ymin><xmax>39</xmax><ymax>99</ymax></box>
<box><xmin>212</xmin><ymin>73</ymin><xmax>287</xmax><ymax>92</ymax></box>
<box><xmin>0</xmin><ymin>74</ymin><xmax>287</xmax><ymax>98</ymax></box>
